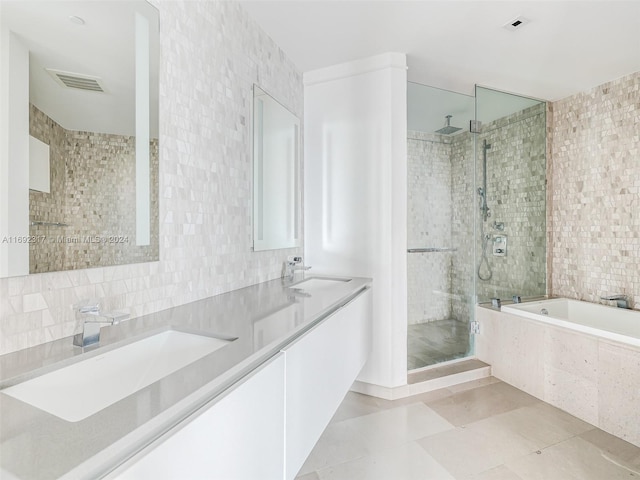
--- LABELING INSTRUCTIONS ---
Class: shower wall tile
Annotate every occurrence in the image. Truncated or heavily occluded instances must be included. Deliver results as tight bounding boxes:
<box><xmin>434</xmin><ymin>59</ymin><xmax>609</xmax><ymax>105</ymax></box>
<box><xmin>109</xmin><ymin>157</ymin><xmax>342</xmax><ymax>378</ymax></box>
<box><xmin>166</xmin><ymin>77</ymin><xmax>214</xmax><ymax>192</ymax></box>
<box><xmin>0</xmin><ymin>0</ymin><xmax>303</xmax><ymax>355</ymax></box>
<box><xmin>472</xmin><ymin>104</ymin><xmax>547</xmax><ymax>302</ymax></box>
<box><xmin>549</xmin><ymin>71</ymin><xmax>640</xmax><ymax>307</ymax></box>
<box><xmin>407</xmin><ymin>131</ymin><xmax>453</xmax><ymax>324</ymax></box>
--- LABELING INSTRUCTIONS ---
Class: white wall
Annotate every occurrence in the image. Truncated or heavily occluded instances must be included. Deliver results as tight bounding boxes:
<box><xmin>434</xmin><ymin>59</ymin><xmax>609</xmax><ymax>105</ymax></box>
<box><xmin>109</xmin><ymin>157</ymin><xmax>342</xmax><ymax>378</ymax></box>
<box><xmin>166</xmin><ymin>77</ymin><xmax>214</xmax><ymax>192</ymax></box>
<box><xmin>304</xmin><ymin>53</ymin><xmax>408</xmax><ymax>389</ymax></box>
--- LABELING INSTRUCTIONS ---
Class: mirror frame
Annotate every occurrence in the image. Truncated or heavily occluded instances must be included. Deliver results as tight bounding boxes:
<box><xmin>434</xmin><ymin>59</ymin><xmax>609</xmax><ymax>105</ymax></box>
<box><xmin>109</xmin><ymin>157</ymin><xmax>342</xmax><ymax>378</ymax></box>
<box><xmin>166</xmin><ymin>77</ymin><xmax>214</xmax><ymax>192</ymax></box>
<box><xmin>252</xmin><ymin>84</ymin><xmax>302</xmax><ymax>251</ymax></box>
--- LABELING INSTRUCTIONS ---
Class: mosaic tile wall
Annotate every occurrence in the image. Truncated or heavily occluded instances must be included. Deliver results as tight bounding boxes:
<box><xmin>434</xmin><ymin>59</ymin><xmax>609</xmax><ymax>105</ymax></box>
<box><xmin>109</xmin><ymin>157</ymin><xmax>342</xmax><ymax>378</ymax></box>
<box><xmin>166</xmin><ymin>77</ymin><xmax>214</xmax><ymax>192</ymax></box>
<box><xmin>407</xmin><ymin>131</ymin><xmax>454</xmax><ymax>324</ymax></box>
<box><xmin>29</xmin><ymin>106</ymin><xmax>160</xmax><ymax>273</ymax></box>
<box><xmin>472</xmin><ymin>103</ymin><xmax>547</xmax><ymax>302</ymax></box>
<box><xmin>549</xmin><ymin>71</ymin><xmax>640</xmax><ymax>307</ymax></box>
<box><xmin>0</xmin><ymin>0</ymin><xmax>303</xmax><ymax>355</ymax></box>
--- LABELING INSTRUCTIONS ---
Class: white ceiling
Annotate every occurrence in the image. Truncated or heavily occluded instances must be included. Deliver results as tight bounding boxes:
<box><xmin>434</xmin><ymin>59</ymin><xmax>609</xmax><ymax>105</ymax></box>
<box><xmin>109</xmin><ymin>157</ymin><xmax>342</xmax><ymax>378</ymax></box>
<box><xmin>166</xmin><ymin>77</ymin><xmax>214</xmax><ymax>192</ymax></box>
<box><xmin>2</xmin><ymin>1</ymin><xmax>159</xmax><ymax>137</ymax></box>
<box><xmin>239</xmin><ymin>0</ymin><xmax>640</xmax><ymax>101</ymax></box>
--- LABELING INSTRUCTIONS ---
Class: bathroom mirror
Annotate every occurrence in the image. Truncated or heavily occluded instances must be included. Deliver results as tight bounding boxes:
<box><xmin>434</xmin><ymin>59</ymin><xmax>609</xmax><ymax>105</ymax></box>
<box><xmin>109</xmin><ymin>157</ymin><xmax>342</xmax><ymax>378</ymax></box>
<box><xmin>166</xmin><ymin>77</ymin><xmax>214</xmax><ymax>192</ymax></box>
<box><xmin>252</xmin><ymin>85</ymin><xmax>301</xmax><ymax>251</ymax></box>
<box><xmin>0</xmin><ymin>1</ymin><xmax>160</xmax><ymax>277</ymax></box>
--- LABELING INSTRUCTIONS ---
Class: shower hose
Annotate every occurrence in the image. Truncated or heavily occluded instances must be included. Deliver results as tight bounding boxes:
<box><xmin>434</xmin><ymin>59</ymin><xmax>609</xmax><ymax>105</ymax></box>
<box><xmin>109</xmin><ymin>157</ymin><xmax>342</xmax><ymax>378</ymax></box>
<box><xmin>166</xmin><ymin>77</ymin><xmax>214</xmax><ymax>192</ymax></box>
<box><xmin>477</xmin><ymin>222</ymin><xmax>492</xmax><ymax>281</ymax></box>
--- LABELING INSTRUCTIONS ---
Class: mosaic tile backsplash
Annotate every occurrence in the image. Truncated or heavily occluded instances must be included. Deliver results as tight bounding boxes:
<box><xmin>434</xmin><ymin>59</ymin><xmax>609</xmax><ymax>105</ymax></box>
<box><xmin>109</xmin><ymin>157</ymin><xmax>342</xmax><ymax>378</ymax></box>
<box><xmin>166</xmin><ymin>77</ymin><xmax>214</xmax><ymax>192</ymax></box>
<box><xmin>0</xmin><ymin>0</ymin><xmax>303</xmax><ymax>355</ymax></box>
<box><xmin>549</xmin><ymin>71</ymin><xmax>640</xmax><ymax>308</ymax></box>
<box><xmin>29</xmin><ymin>105</ymin><xmax>160</xmax><ymax>273</ymax></box>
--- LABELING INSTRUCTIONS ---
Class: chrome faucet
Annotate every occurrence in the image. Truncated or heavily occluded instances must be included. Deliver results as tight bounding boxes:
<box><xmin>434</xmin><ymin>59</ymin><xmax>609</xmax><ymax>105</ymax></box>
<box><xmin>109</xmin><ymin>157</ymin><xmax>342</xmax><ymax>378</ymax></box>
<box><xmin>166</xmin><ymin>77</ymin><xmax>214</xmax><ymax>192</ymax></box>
<box><xmin>73</xmin><ymin>304</ymin><xmax>129</xmax><ymax>347</ymax></box>
<box><xmin>282</xmin><ymin>256</ymin><xmax>311</xmax><ymax>279</ymax></box>
<box><xmin>600</xmin><ymin>294</ymin><xmax>630</xmax><ymax>309</ymax></box>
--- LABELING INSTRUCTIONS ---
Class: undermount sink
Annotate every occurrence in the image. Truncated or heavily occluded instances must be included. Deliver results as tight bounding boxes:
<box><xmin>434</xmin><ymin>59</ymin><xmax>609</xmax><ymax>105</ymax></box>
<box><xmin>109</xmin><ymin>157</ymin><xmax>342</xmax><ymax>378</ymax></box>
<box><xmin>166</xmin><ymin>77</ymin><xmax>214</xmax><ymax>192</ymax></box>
<box><xmin>2</xmin><ymin>330</ymin><xmax>234</xmax><ymax>422</ymax></box>
<box><xmin>288</xmin><ymin>277</ymin><xmax>351</xmax><ymax>291</ymax></box>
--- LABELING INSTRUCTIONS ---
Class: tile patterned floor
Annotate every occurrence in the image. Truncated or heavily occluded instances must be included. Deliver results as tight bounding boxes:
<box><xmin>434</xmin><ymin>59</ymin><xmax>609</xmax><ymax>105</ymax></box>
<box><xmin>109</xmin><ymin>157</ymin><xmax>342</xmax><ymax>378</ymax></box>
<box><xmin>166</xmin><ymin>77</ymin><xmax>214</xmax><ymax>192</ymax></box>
<box><xmin>295</xmin><ymin>377</ymin><xmax>640</xmax><ymax>480</ymax></box>
<box><xmin>408</xmin><ymin>320</ymin><xmax>471</xmax><ymax>370</ymax></box>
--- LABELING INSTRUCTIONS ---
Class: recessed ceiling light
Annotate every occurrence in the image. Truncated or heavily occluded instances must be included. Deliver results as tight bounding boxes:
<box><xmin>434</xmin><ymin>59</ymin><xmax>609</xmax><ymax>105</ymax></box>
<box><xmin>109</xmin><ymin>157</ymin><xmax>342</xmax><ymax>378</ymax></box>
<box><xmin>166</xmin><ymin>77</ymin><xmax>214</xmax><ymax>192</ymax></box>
<box><xmin>69</xmin><ymin>15</ymin><xmax>85</xmax><ymax>25</ymax></box>
<box><xmin>503</xmin><ymin>16</ymin><xmax>530</xmax><ymax>31</ymax></box>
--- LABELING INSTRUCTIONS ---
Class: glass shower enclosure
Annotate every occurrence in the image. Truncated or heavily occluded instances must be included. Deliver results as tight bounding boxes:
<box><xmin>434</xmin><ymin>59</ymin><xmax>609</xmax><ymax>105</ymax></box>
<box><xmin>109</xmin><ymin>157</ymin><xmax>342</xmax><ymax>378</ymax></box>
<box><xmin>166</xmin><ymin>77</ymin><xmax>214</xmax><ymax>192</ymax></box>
<box><xmin>407</xmin><ymin>83</ymin><xmax>546</xmax><ymax>371</ymax></box>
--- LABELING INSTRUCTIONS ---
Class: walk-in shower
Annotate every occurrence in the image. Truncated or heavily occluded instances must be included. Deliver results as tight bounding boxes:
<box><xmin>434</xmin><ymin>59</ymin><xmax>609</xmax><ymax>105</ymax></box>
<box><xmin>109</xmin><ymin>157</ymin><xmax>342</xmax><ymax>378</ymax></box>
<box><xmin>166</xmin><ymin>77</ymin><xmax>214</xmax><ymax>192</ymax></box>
<box><xmin>406</xmin><ymin>82</ymin><xmax>547</xmax><ymax>371</ymax></box>
<box><xmin>406</xmin><ymin>83</ymin><xmax>474</xmax><ymax>369</ymax></box>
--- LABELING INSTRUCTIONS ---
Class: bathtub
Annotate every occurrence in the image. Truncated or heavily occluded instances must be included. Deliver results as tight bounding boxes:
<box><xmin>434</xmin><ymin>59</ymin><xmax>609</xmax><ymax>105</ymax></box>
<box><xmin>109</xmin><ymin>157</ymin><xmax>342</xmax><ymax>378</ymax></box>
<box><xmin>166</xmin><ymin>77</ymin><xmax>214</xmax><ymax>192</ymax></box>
<box><xmin>502</xmin><ymin>298</ymin><xmax>640</xmax><ymax>348</ymax></box>
<box><xmin>477</xmin><ymin>297</ymin><xmax>640</xmax><ymax>448</ymax></box>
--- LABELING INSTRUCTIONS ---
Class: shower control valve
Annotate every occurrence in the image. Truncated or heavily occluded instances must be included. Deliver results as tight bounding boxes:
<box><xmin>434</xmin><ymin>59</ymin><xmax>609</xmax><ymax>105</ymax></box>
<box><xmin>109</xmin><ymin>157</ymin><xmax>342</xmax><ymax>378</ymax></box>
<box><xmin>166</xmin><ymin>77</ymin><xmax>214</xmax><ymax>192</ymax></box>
<box><xmin>492</xmin><ymin>235</ymin><xmax>507</xmax><ymax>257</ymax></box>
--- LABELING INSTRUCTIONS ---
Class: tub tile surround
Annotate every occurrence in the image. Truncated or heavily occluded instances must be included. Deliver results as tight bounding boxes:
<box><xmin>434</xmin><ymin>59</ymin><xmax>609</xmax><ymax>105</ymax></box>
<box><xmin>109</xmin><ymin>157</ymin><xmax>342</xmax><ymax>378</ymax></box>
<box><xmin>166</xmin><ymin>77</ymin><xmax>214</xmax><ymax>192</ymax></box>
<box><xmin>0</xmin><ymin>0</ymin><xmax>303</xmax><ymax>355</ymax></box>
<box><xmin>476</xmin><ymin>306</ymin><xmax>640</xmax><ymax>448</ymax></box>
<box><xmin>550</xmin><ymin>71</ymin><xmax>640</xmax><ymax>308</ymax></box>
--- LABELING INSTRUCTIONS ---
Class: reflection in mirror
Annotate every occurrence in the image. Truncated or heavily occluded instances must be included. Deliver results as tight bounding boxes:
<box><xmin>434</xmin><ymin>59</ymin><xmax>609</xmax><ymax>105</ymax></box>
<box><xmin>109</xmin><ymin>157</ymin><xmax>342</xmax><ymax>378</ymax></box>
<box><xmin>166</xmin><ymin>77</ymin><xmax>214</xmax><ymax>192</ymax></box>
<box><xmin>0</xmin><ymin>1</ymin><xmax>159</xmax><ymax>277</ymax></box>
<box><xmin>253</xmin><ymin>85</ymin><xmax>301</xmax><ymax>251</ymax></box>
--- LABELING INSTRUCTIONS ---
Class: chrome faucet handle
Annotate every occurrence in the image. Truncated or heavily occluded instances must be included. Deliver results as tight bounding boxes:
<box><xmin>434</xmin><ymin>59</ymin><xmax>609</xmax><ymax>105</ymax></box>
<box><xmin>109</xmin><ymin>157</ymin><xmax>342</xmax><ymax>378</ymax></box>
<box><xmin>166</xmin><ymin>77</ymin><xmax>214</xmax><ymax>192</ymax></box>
<box><xmin>601</xmin><ymin>294</ymin><xmax>627</xmax><ymax>300</ymax></box>
<box><xmin>83</xmin><ymin>311</ymin><xmax>129</xmax><ymax>325</ymax></box>
<box><xmin>78</xmin><ymin>303</ymin><xmax>101</xmax><ymax>314</ymax></box>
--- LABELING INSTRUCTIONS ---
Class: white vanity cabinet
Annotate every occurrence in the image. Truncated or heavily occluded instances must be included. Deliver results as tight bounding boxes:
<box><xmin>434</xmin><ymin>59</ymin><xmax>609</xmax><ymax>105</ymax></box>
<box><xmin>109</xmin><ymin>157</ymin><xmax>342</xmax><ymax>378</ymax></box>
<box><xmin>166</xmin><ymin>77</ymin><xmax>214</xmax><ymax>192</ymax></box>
<box><xmin>111</xmin><ymin>286</ymin><xmax>372</xmax><ymax>480</ymax></box>
<box><xmin>283</xmin><ymin>287</ymin><xmax>372</xmax><ymax>479</ymax></box>
<box><xmin>114</xmin><ymin>353</ymin><xmax>286</xmax><ymax>480</ymax></box>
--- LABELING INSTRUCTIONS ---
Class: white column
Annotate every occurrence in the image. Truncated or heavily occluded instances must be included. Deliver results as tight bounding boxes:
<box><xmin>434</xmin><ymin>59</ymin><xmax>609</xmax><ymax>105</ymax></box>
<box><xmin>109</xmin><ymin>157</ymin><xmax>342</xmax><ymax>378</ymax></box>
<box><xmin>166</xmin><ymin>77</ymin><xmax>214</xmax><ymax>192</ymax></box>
<box><xmin>303</xmin><ymin>53</ymin><xmax>408</xmax><ymax>389</ymax></box>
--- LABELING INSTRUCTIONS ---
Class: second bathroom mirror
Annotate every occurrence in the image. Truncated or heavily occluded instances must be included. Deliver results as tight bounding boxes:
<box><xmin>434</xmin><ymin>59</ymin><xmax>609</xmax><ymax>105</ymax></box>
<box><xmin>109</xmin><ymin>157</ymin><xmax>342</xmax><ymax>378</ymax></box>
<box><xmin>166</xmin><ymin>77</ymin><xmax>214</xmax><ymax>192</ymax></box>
<box><xmin>252</xmin><ymin>85</ymin><xmax>301</xmax><ymax>251</ymax></box>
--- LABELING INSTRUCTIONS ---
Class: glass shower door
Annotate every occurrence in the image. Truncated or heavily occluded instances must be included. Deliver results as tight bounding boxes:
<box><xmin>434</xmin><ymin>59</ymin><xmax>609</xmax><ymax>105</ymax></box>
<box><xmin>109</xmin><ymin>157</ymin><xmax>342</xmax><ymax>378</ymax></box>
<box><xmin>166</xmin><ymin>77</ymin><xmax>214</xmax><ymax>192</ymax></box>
<box><xmin>407</xmin><ymin>82</ymin><xmax>475</xmax><ymax>370</ymax></box>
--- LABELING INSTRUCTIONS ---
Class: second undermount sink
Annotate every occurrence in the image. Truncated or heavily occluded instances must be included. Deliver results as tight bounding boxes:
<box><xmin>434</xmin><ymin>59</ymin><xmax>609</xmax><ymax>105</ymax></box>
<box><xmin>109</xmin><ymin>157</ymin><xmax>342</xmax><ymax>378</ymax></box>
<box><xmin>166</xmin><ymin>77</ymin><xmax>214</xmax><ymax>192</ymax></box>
<box><xmin>288</xmin><ymin>277</ymin><xmax>351</xmax><ymax>291</ymax></box>
<box><xmin>1</xmin><ymin>330</ymin><xmax>234</xmax><ymax>422</ymax></box>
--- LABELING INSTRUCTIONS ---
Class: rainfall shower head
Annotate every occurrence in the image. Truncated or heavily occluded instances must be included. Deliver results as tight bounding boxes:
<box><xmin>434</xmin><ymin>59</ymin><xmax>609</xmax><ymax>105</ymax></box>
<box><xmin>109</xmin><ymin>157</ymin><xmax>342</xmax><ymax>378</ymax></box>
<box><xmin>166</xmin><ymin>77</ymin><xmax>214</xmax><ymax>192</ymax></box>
<box><xmin>435</xmin><ymin>115</ymin><xmax>462</xmax><ymax>135</ymax></box>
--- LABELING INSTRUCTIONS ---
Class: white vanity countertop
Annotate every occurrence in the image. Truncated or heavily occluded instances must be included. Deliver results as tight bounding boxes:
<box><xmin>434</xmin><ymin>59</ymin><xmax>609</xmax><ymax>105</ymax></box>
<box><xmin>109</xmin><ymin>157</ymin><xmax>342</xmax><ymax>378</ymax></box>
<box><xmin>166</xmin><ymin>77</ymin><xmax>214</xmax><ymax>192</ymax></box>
<box><xmin>0</xmin><ymin>274</ymin><xmax>372</xmax><ymax>480</ymax></box>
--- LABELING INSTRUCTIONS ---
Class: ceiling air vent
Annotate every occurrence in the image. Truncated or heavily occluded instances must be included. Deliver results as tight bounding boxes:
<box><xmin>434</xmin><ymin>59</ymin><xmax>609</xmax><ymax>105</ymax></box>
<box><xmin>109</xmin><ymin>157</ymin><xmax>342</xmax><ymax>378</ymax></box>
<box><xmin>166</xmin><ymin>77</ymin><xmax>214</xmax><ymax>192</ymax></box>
<box><xmin>503</xmin><ymin>16</ymin><xmax>530</xmax><ymax>31</ymax></box>
<box><xmin>46</xmin><ymin>68</ymin><xmax>106</xmax><ymax>93</ymax></box>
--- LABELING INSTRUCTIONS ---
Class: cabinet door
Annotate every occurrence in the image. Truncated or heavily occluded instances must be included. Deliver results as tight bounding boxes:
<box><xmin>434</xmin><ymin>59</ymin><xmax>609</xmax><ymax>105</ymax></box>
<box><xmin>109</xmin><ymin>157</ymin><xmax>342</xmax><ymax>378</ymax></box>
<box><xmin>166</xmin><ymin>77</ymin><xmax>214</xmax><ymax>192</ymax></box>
<box><xmin>115</xmin><ymin>353</ymin><xmax>286</xmax><ymax>480</ymax></box>
<box><xmin>284</xmin><ymin>288</ymin><xmax>372</xmax><ymax>479</ymax></box>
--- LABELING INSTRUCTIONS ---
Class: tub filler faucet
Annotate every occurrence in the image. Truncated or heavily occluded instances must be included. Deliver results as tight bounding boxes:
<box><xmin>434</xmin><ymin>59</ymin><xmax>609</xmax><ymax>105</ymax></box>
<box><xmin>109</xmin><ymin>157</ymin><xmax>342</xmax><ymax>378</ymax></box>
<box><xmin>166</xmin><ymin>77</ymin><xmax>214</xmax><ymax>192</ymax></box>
<box><xmin>73</xmin><ymin>303</ymin><xmax>129</xmax><ymax>347</ymax></box>
<box><xmin>600</xmin><ymin>294</ymin><xmax>630</xmax><ymax>309</ymax></box>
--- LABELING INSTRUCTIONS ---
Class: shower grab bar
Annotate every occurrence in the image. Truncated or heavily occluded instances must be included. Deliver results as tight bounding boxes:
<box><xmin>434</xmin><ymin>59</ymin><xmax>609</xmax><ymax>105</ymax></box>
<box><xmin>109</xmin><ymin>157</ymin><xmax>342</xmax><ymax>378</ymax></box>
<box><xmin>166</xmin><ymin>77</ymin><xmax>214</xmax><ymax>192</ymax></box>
<box><xmin>407</xmin><ymin>247</ymin><xmax>457</xmax><ymax>253</ymax></box>
<box><xmin>30</xmin><ymin>221</ymin><xmax>69</xmax><ymax>227</ymax></box>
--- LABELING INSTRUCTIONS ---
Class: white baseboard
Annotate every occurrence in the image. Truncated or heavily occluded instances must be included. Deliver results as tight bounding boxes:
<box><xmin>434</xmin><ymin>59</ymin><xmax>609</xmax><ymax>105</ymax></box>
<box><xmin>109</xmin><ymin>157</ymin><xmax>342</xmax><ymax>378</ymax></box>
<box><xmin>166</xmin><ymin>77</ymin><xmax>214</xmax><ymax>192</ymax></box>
<box><xmin>352</xmin><ymin>365</ymin><xmax>491</xmax><ymax>400</ymax></box>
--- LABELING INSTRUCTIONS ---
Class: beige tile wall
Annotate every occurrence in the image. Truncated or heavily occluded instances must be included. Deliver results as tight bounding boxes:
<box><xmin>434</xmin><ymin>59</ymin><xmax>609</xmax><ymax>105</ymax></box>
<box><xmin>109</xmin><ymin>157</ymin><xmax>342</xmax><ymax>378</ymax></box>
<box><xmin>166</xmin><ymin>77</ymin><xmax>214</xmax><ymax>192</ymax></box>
<box><xmin>549</xmin><ymin>71</ymin><xmax>640</xmax><ymax>306</ymax></box>
<box><xmin>0</xmin><ymin>0</ymin><xmax>303</xmax><ymax>355</ymax></box>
